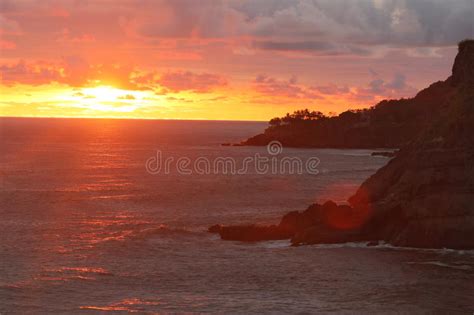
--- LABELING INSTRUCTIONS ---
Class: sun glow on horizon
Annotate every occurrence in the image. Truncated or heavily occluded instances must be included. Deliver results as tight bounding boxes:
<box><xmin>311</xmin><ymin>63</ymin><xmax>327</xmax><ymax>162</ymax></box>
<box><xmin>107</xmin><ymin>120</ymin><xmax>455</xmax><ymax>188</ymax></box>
<box><xmin>58</xmin><ymin>85</ymin><xmax>159</xmax><ymax>113</ymax></box>
<box><xmin>82</xmin><ymin>86</ymin><xmax>131</xmax><ymax>101</ymax></box>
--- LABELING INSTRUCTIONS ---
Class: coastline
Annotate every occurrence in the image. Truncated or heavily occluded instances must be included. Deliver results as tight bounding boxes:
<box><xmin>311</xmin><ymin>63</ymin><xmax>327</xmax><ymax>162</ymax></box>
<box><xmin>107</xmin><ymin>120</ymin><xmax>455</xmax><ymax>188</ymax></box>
<box><xmin>210</xmin><ymin>40</ymin><xmax>474</xmax><ymax>250</ymax></box>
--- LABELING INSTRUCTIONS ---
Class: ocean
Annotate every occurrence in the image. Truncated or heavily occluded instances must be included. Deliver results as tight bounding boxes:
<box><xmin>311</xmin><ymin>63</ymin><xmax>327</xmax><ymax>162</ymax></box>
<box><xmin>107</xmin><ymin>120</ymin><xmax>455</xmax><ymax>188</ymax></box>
<box><xmin>0</xmin><ymin>118</ymin><xmax>473</xmax><ymax>313</ymax></box>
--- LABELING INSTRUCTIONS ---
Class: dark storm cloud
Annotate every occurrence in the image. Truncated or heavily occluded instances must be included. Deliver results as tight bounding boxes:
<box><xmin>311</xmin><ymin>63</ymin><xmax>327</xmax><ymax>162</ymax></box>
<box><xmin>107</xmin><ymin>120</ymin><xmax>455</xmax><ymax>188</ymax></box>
<box><xmin>238</xmin><ymin>0</ymin><xmax>473</xmax><ymax>47</ymax></box>
<box><xmin>253</xmin><ymin>40</ymin><xmax>372</xmax><ymax>55</ymax></box>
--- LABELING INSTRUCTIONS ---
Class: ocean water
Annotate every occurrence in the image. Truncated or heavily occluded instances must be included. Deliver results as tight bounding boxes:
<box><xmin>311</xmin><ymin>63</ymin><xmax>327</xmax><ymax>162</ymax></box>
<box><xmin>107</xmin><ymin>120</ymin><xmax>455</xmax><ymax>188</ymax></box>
<box><xmin>0</xmin><ymin>118</ymin><xmax>473</xmax><ymax>314</ymax></box>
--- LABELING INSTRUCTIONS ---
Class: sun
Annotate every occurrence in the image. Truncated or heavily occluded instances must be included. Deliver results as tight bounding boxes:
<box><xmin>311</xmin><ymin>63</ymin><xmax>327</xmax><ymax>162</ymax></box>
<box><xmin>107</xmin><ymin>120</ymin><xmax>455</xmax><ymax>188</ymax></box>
<box><xmin>57</xmin><ymin>85</ymin><xmax>159</xmax><ymax>114</ymax></box>
<box><xmin>82</xmin><ymin>86</ymin><xmax>128</xmax><ymax>101</ymax></box>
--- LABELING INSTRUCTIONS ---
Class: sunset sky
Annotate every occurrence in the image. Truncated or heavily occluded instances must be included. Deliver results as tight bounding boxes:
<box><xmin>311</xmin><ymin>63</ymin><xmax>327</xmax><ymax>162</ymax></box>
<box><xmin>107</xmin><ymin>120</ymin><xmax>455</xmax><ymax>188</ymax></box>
<box><xmin>0</xmin><ymin>0</ymin><xmax>472</xmax><ymax>120</ymax></box>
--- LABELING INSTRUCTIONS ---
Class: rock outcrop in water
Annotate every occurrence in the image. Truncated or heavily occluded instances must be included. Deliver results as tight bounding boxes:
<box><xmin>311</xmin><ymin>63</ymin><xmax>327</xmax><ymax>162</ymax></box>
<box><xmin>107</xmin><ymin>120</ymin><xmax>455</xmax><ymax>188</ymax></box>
<box><xmin>210</xmin><ymin>39</ymin><xmax>474</xmax><ymax>249</ymax></box>
<box><xmin>210</xmin><ymin>201</ymin><xmax>368</xmax><ymax>243</ymax></box>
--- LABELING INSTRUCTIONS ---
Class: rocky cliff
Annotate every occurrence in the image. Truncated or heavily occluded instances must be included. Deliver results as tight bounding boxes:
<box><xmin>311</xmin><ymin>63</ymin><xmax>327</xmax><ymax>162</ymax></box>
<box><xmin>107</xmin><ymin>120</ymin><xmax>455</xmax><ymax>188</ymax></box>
<box><xmin>348</xmin><ymin>39</ymin><xmax>474</xmax><ymax>249</ymax></box>
<box><xmin>210</xmin><ymin>40</ymin><xmax>474</xmax><ymax>249</ymax></box>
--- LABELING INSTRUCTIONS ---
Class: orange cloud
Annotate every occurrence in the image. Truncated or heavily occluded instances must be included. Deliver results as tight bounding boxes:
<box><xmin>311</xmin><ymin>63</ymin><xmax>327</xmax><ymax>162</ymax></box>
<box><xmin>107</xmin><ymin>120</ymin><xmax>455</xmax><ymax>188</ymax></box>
<box><xmin>0</xmin><ymin>39</ymin><xmax>16</xmax><ymax>49</ymax></box>
<box><xmin>157</xmin><ymin>71</ymin><xmax>227</xmax><ymax>93</ymax></box>
<box><xmin>50</xmin><ymin>7</ymin><xmax>70</xmax><ymax>18</ymax></box>
<box><xmin>315</xmin><ymin>74</ymin><xmax>417</xmax><ymax>103</ymax></box>
<box><xmin>254</xmin><ymin>75</ymin><xmax>322</xmax><ymax>99</ymax></box>
<box><xmin>0</xmin><ymin>58</ymin><xmax>141</xmax><ymax>90</ymax></box>
<box><xmin>0</xmin><ymin>61</ymin><xmax>61</xmax><ymax>86</ymax></box>
<box><xmin>0</xmin><ymin>58</ymin><xmax>230</xmax><ymax>98</ymax></box>
<box><xmin>57</xmin><ymin>28</ymin><xmax>96</xmax><ymax>43</ymax></box>
<box><xmin>250</xmin><ymin>73</ymin><xmax>419</xmax><ymax>111</ymax></box>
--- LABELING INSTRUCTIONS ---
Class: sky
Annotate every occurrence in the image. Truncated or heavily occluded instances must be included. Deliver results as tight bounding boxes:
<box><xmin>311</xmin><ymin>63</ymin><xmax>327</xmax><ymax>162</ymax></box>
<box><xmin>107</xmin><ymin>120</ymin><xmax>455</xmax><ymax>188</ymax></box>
<box><xmin>0</xmin><ymin>0</ymin><xmax>473</xmax><ymax>121</ymax></box>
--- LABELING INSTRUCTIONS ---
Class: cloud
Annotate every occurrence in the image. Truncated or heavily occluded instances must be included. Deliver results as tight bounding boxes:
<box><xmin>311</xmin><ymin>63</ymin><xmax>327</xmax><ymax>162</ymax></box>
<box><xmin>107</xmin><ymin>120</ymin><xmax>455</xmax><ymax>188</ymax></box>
<box><xmin>0</xmin><ymin>39</ymin><xmax>16</xmax><ymax>49</ymax></box>
<box><xmin>367</xmin><ymin>73</ymin><xmax>412</xmax><ymax>95</ymax></box>
<box><xmin>1</xmin><ymin>0</ymin><xmax>470</xmax><ymax>63</ymax></box>
<box><xmin>72</xmin><ymin>91</ymin><xmax>95</xmax><ymax>99</ymax></box>
<box><xmin>254</xmin><ymin>72</ymin><xmax>418</xmax><ymax>104</ymax></box>
<box><xmin>136</xmin><ymin>0</ymin><xmax>242</xmax><ymax>39</ymax></box>
<box><xmin>57</xmin><ymin>28</ymin><xmax>96</xmax><ymax>43</ymax></box>
<box><xmin>240</xmin><ymin>0</ymin><xmax>473</xmax><ymax>48</ymax></box>
<box><xmin>72</xmin><ymin>91</ymin><xmax>84</xmax><ymax>97</ymax></box>
<box><xmin>254</xmin><ymin>74</ymin><xmax>321</xmax><ymax>99</ymax></box>
<box><xmin>201</xmin><ymin>96</ymin><xmax>227</xmax><ymax>102</ymax></box>
<box><xmin>311</xmin><ymin>84</ymin><xmax>350</xmax><ymax>95</ymax></box>
<box><xmin>123</xmin><ymin>0</ymin><xmax>473</xmax><ymax>57</ymax></box>
<box><xmin>0</xmin><ymin>14</ymin><xmax>22</xmax><ymax>35</ymax></box>
<box><xmin>166</xmin><ymin>96</ymin><xmax>193</xmax><ymax>103</ymax></box>
<box><xmin>118</xmin><ymin>94</ymin><xmax>136</xmax><ymax>100</ymax></box>
<box><xmin>253</xmin><ymin>40</ymin><xmax>371</xmax><ymax>55</ymax></box>
<box><xmin>322</xmin><ymin>73</ymin><xmax>417</xmax><ymax>103</ymax></box>
<box><xmin>0</xmin><ymin>61</ymin><xmax>62</xmax><ymax>86</ymax></box>
<box><xmin>0</xmin><ymin>58</ymin><xmax>143</xmax><ymax>90</ymax></box>
<box><xmin>157</xmin><ymin>71</ymin><xmax>227</xmax><ymax>93</ymax></box>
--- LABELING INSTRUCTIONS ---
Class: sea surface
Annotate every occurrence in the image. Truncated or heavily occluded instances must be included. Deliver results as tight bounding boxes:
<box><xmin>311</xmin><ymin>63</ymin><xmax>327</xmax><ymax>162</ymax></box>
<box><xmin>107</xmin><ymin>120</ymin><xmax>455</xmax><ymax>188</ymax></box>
<box><xmin>0</xmin><ymin>118</ymin><xmax>473</xmax><ymax>314</ymax></box>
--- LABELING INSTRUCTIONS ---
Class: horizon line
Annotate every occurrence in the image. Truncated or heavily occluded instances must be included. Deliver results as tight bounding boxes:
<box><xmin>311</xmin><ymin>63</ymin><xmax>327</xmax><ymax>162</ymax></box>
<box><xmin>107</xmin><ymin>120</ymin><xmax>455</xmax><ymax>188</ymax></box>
<box><xmin>0</xmin><ymin>115</ymin><xmax>268</xmax><ymax>123</ymax></box>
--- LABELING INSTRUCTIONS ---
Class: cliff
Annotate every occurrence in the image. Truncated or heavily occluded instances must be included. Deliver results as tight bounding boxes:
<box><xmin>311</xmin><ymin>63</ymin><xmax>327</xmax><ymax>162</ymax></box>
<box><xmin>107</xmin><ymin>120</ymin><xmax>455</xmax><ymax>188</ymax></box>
<box><xmin>211</xmin><ymin>40</ymin><xmax>474</xmax><ymax>249</ymax></box>
<box><xmin>348</xmin><ymin>39</ymin><xmax>474</xmax><ymax>248</ymax></box>
<box><xmin>243</xmin><ymin>66</ymin><xmax>458</xmax><ymax>149</ymax></box>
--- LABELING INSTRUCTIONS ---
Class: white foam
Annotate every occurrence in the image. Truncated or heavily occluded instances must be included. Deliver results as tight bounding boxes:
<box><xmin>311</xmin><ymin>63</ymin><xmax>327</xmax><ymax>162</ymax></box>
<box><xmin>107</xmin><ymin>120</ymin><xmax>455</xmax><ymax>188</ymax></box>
<box><xmin>260</xmin><ymin>240</ymin><xmax>292</xmax><ymax>249</ymax></box>
<box><xmin>405</xmin><ymin>261</ymin><xmax>472</xmax><ymax>270</ymax></box>
<box><xmin>303</xmin><ymin>241</ymin><xmax>474</xmax><ymax>255</ymax></box>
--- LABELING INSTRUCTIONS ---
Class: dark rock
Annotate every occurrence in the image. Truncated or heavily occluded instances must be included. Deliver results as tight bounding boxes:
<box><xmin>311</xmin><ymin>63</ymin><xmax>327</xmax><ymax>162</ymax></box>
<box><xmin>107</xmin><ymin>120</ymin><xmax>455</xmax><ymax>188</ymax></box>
<box><xmin>450</xmin><ymin>39</ymin><xmax>474</xmax><ymax>86</ymax></box>
<box><xmin>208</xmin><ymin>224</ymin><xmax>222</xmax><ymax>233</ymax></box>
<box><xmin>212</xmin><ymin>201</ymin><xmax>370</xmax><ymax>244</ymax></box>
<box><xmin>287</xmin><ymin>201</ymin><xmax>372</xmax><ymax>246</ymax></box>
<box><xmin>218</xmin><ymin>224</ymin><xmax>292</xmax><ymax>242</ymax></box>
<box><xmin>367</xmin><ymin>240</ymin><xmax>379</xmax><ymax>247</ymax></box>
<box><xmin>348</xmin><ymin>39</ymin><xmax>474</xmax><ymax>249</ymax></box>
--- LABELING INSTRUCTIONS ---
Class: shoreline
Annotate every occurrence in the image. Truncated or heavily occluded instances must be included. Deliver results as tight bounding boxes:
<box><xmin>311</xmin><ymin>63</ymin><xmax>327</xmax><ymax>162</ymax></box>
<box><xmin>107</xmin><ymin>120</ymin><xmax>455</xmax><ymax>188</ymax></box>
<box><xmin>210</xmin><ymin>40</ymin><xmax>474</xmax><ymax>251</ymax></box>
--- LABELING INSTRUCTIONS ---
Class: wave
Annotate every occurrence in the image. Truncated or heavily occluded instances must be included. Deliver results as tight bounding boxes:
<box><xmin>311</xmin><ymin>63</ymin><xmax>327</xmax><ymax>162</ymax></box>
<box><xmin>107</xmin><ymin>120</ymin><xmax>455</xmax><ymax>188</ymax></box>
<box><xmin>128</xmin><ymin>225</ymin><xmax>202</xmax><ymax>240</ymax></box>
<box><xmin>47</xmin><ymin>266</ymin><xmax>113</xmax><ymax>276</ymax></box>
<box><xmin>405</xmin><ymin>261</ymin><xmax>473</xmax><ymax>270</ymax></box>
<box><xmin>257</xmin><ymin>240</ymin><xmax>292</xmax><ymax>249</ymax></box>
<box><xmin>115</xmin><ymin>224</ymin><xmax>204</xmax><ymax>242</ymax></box>
<box><xmin>341</xmin><ymin>153</ymin><xmax>372</xmax><ymax>157</ymax></box>
<box><xmin>319</xmin><ymin>167</ymin><xmax>380</xmax><ymax>174</ymax></box>
<box><xmin>306</xmin><ymin>241</ymin><xmax>372</xmax><ymax>249</ymax></box>
<box><xmin>80</xmin><ymin>298</ymin><xmax>161</xmax><ymax>313</ymax></box>
<box><xmin>370</xmin><ymin>242</ymin><xmax>474</xmax><ymax>255</ymax></box>
<box><xmin>299</xmin><ymin>241</ymin><xmax>474</xmax><ymax>256</ymax></box>
<box><xmin>64</xmin><ymin>223</ymin><xmax>207</xmax><ymax>252</ymax></box>
<box><xmin>0</xmin><ymin>266</ymin><xmax>112</xmax><ymax>289</ymax></box>
<box><xmin>35</xmin><ymin>266</ymin><xmax>114</xmax><ymax>283</ymax></box>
